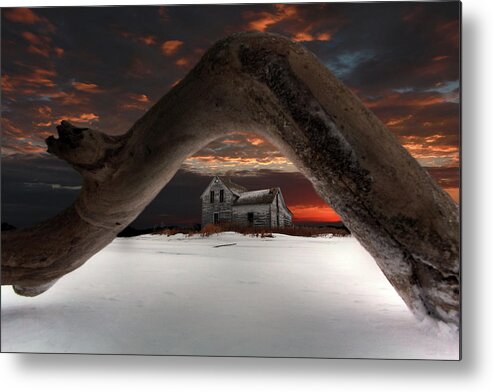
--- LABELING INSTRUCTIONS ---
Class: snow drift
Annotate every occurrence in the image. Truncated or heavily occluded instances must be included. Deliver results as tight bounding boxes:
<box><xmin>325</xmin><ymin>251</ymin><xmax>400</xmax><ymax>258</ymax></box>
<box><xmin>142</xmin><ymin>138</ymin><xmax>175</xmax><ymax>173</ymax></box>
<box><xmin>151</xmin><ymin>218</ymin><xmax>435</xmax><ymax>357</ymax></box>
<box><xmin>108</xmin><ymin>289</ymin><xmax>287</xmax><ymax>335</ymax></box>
<box><xmin>1</xmin><ymin>233</ymin><xmax>459</xmax><ymax>359</ymax></box>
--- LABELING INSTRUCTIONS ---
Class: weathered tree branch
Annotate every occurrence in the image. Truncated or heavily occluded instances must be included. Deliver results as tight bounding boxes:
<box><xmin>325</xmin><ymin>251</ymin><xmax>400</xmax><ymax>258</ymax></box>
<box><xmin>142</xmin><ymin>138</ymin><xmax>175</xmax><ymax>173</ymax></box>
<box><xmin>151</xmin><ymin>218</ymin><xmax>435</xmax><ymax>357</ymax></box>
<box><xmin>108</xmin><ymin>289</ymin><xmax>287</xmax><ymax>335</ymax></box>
<box><xmin>1</xmin><ymin>32</ymin><xmax>459</xmax><ymax>326</ymax></box>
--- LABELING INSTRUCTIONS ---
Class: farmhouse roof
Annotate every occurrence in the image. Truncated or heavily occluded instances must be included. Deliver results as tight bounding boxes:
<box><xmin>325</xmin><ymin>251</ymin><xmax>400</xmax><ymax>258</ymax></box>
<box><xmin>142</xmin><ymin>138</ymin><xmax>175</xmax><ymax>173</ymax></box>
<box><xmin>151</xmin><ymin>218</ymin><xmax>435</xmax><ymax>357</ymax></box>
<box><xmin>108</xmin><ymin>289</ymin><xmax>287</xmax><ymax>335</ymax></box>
<box><xmin>233</xmin><ymin>188</ymin><xmax>280</xmax><ymax>206</ymax></box>
<box><xmin>219</xmin><ymin>177</ymin><xmax>248</xmax><ymax>195</ymax></box>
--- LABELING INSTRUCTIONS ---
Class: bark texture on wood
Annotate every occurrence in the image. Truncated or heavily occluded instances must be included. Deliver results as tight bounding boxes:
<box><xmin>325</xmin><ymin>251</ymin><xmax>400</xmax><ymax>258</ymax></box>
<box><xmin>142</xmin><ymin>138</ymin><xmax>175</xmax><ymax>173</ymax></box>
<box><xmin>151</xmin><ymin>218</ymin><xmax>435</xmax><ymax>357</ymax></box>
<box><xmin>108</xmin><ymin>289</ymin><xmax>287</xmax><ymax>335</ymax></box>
<box><xmin>1</xmin><ymin>32</ymin><xmax>460</xmax><ymax>326</ymax></box>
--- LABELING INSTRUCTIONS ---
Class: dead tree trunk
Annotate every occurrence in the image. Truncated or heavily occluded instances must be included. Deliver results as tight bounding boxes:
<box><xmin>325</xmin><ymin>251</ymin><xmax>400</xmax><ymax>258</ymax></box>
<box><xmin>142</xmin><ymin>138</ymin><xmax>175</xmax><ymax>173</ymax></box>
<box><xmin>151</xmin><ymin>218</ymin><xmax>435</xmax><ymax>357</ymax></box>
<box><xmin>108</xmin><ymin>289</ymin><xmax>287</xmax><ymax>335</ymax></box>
<box><xmin>1</xmin><ymin>32</ymin><xmax>459</xmax><ymax>326</ymax></box>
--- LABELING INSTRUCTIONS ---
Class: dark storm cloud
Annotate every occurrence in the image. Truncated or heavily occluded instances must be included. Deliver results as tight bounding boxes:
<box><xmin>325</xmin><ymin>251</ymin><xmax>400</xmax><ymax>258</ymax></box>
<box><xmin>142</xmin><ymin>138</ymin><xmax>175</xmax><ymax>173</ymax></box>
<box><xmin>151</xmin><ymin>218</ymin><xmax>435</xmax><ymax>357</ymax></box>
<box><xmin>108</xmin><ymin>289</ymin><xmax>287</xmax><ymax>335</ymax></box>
<box><xmin>0</xmin><ymin>154</ymin><xmax>333</xmax><ymax>228</ymax></box>
<box><xmin>311</xmin><ymin>2</ymin><xmax>460</xmax><ymax>94</ymax></box>
<box><xmin>1</xmin><ymin>154</ymin><xmax>209</xmax><ymax>228</ymax></box>
<box><xmin>1</xmin><ymin>3</ymin><xmax>460</xmax><ymax>227</ymax></box>
<box><xmin>1</xmin><ymin>155</ymin><xmax>81</xmax><ymax>227</ymax></box>
<box><xmin>1</xmin><ymin>3</ymin><xmax>460</xmax><ymax>148</ymax></box>
<box><xmin>1</xmin><ymin>156</ymin><xmax>458</xmax><ymax>229</ymax></box>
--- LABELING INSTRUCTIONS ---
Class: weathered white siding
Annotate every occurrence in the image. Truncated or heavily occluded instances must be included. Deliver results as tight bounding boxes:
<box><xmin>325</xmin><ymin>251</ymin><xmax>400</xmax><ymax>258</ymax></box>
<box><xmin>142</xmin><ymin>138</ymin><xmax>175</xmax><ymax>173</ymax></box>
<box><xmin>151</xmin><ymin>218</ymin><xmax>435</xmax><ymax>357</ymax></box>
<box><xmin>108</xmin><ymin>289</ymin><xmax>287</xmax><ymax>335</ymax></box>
<box><xmin>231</xmin><ymin>204</ymin><xmax>271</xmax><ymax>227</ymax></box>
<box><xmin>201</xmin><ymin>179</ymin><xmax>236</xmax><ymax>227</ymax></box>
<box><xmin>269</xmin><ymin>193</ymin><xmax>293</xmax><ymax>227</ymax></box>
<box><xmin>280</xmin><ymin>208</ymin><xmax>292</xmax><ymax>227</ymax></box>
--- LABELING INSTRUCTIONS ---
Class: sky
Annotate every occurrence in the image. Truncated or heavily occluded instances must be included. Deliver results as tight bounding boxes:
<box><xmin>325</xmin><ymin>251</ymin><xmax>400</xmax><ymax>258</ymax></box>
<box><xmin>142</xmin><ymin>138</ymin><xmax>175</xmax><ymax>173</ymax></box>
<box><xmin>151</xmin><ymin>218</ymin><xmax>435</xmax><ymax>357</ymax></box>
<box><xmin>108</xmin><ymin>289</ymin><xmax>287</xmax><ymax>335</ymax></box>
<box><xmin>1</xmin><ymin>2</ymin><xmax>460</xmax><ymax>228</ymax></box>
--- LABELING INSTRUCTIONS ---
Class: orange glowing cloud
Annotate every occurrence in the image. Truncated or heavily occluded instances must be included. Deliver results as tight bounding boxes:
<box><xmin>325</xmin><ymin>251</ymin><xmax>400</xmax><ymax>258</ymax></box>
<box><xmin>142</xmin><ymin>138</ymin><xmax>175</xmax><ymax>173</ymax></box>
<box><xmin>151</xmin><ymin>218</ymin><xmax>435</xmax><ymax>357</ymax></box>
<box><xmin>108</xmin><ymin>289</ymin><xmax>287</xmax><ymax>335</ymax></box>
<box><xmin>130</xmin><ymin>94</ymin><xmax>149</xmax><ymax>103</ymax></box>
<box><xmin>222</xmin><ymin>139</ymin><xmax>243</xmax><ymax>145</ymax></box>
<box><xmin>367</xmin><ymin>89</ymin><xmax>459</xmax><ymax>168</ymax></box>
<box><xmin>317</xmin><ymin>32</ymin><xmax>332</xmax><ymax>41</ymax></box>
<box><xmin>183</xmin><ymin>131</ymin><xmax>299</xmax><ymax>174</ymax></box>
<box><xmin>37</xmin><ymin>106</ymin><xmax>52</xmax><ymax>116</ymax></box>
<box><xmin>424</xmin><ymin>135</ymin><xmax>445</xmax><ymax>142</ymax></box>
<box><xmin>4</xmin><ymin>8</ymin><xmax>42</xmax><ymax>24</ymax></box>
<box><xmin>138</xmin><ymin>35</ymin><xmax>157</xmax><ymax>46</ymax></box>
<box><xmin>2</xmin><ymin>142</ymin><xmax>46</xmax><ymax>156</ymax></box>
<box><xmin>385</xmin><ymin>114</ymin><xmax>413</xmax><ymax>127</ymax></box>
<box><xmin>57</xmin><ymin>113</ymin><xmax>99</xmax><ymax>123</ymax></box>
<box><xmin>54</xmin><ymin>47</ymin><xmax>64</xmax><ymax>57</ymax></box>
<box><xmin>22</xmin><ymin>31</ymin><xmax>53</xmax><ymax>57</ymax></box>
<box><xmin>34</xmin><ymin>121</ymin><xmax>53</xmax><ymax>127</ymax></box>
<box><xmin>161</xmin><ymin>40</ymin><xmax>184</xmax><ymax>56</ymax></box>
<box><xmin>244</xmin><ymin>4</ymin><xmax>338</xmax><ymax>44</ymax></box>
<box><xmin>118</xmin><ymin>30</ymin><xmax>157</xmax><ymax>46</ymax></box>
<box><xmin>1</xmin><ymin>75</ymin><xmax>15</xmax><ymax>93</ymax></box>
<box><xmin>188</xmin><ymin>155</ymin><xmax>289</xmax><ymax>166</ymax></box>
<box><xmin>2</xmin><ymin>68</ymin><xmax>57</xmax><ymax>96</ymax></box>
<box><xmin>27</xmin><ymin>45</ymin><xmax>50</xmax><ymax>57</ymax></box>
<box><xmin>245</xmin><ymin>4</ymin><xmax>298</xmax><ymax>32</ymax></box>
<box><xmin>175</xmin><ymin>57</ymin><xmax>189</xmax><ymax>67</ymax></box>
<box><xmin>0</xmin><ymin>118</ymin><xmax>49</xmax><ymax>156</ymax></box>
<box><xmin>1</xmin><ymin>118</ymin><xmax>26</xmax><ymax>138</ymax></box>
<box><xmin>399</xmin><ymin>135</ymin><xmax>459</xmax><ymax>167</ymax></box>
<box><xmin>22</xmin><ymin>31</ymin><xmax>44</xmax><ymax>46</ymax></box>
<box><xmin>292</xmin><ymin>31</ymin><xmax>332</xmax><ymax>42</ymax></box>
<box><xmin>246</xmin><ymin>137</ymin><xmax>264</xmax><ymax>146</ymax></box>
<box><xmin>121</xmin><ymin>93</ymin><xmax>151</xmax><ymax>110</ymax></box>
<box><xmin>72</xmin><ymin>81</ymin><xmax>103</xmax><ymax>93</ymax></box>
<box><xmin>433</xmin><ymin>55</ymin><xmax>449</xmax><ymax>62</ymax></box>
<box><xmin>49</xmin><ymin>92</ymin><xmax>86</xmax><ymax>105</ymax></box>
<box><xmin>364</xmin><ymin>91</ymin><xmax>450</xmax><ymax>110</ymax></box>
<box><xmin>183</xmin><ymin>154</ymin><xmax>296</xmax><ymax>174</ymax></box>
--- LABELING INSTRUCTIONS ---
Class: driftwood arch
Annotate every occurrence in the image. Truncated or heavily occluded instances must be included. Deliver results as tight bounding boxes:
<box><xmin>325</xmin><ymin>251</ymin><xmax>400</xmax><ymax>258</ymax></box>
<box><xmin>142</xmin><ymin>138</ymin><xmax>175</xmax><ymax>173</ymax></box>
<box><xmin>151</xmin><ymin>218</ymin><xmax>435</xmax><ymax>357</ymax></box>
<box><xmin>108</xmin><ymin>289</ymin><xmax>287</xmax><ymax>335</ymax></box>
<box><xmin>1</xmin><ymin>32</ymin><xmax>459</xmax><ymax>326</ymax></box>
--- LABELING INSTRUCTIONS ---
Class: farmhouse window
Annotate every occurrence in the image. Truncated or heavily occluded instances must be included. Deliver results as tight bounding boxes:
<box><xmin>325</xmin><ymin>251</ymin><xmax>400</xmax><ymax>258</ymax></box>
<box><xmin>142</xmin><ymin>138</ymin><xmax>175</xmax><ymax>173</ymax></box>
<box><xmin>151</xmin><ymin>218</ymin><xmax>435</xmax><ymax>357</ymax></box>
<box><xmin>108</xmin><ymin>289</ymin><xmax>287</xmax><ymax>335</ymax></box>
<box><xmin>220</xmin><ymin>189</ymin><xmax>224</xmax><ymax>202</ymax></box>
<box><xmin>210</xmin><ymin>190</ymin><xmax>215</xmax><ymax>203</ymax></box>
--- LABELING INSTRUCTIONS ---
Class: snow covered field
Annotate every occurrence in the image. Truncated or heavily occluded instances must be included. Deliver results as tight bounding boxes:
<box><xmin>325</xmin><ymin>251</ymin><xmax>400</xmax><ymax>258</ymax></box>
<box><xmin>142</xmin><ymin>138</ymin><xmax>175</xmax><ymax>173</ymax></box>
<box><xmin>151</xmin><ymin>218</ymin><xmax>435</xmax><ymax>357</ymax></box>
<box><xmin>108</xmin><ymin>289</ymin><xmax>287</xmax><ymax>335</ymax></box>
<box><xmin>1</xmin><ymin>233</ymin><xmax>459</xmax><ymax>359</ymax></box>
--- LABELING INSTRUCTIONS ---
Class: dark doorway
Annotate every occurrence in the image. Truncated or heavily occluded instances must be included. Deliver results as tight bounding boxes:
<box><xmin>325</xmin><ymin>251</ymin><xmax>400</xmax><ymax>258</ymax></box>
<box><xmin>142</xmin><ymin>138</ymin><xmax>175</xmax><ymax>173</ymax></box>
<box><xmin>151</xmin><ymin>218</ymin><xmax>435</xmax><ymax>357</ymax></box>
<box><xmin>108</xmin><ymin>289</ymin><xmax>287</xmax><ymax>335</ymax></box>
<box><xmin>247</xmin><ymin>212</ymin><xmax>254</xmax><ymax>226</ymax></box>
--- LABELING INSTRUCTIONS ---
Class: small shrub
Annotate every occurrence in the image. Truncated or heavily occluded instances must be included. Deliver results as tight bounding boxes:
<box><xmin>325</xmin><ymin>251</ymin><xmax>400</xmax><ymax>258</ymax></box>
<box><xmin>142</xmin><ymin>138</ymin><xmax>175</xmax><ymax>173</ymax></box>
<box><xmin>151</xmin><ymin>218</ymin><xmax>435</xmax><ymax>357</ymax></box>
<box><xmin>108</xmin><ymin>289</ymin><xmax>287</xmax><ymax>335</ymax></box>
<box><xmin>200</xmin><ymin>224</ymin><xmax>222</xmax><ymax>237</ymax></box>
<box><xmin>156</xmin><ymin>228</ymin><xmax>180</xmax><ymax>236</ymax></box>
<box><xmin>273</xmin><ymin>226</ymin><xmax>349</xmax><ymax>237</ymax></box>
<box><xmin>156</xmin><ymin>222</ymin><xmax>349</xmax><ymax>238</ymax></box>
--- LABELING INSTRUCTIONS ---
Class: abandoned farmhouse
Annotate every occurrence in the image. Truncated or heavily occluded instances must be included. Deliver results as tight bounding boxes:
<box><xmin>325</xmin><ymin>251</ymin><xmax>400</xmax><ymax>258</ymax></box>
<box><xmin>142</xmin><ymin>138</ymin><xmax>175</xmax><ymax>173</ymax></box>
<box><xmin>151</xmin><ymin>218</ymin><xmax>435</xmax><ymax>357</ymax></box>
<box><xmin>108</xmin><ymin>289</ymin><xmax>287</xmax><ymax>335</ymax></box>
<box><xmin>201</xmin><ymin>176</ymin><xmax>293</xmax><ymax>228</ymax></box>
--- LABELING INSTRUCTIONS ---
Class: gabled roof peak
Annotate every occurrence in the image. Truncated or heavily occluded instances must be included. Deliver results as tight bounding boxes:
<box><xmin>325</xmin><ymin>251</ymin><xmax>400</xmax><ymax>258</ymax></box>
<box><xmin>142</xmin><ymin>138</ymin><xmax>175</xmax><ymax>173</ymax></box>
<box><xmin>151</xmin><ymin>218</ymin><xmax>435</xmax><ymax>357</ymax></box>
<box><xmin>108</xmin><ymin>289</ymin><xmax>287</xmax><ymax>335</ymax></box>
<box><xmin>217</xmin><ymin>176</ymin><xmax>248</xmax><ymax>195</ymax></box>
